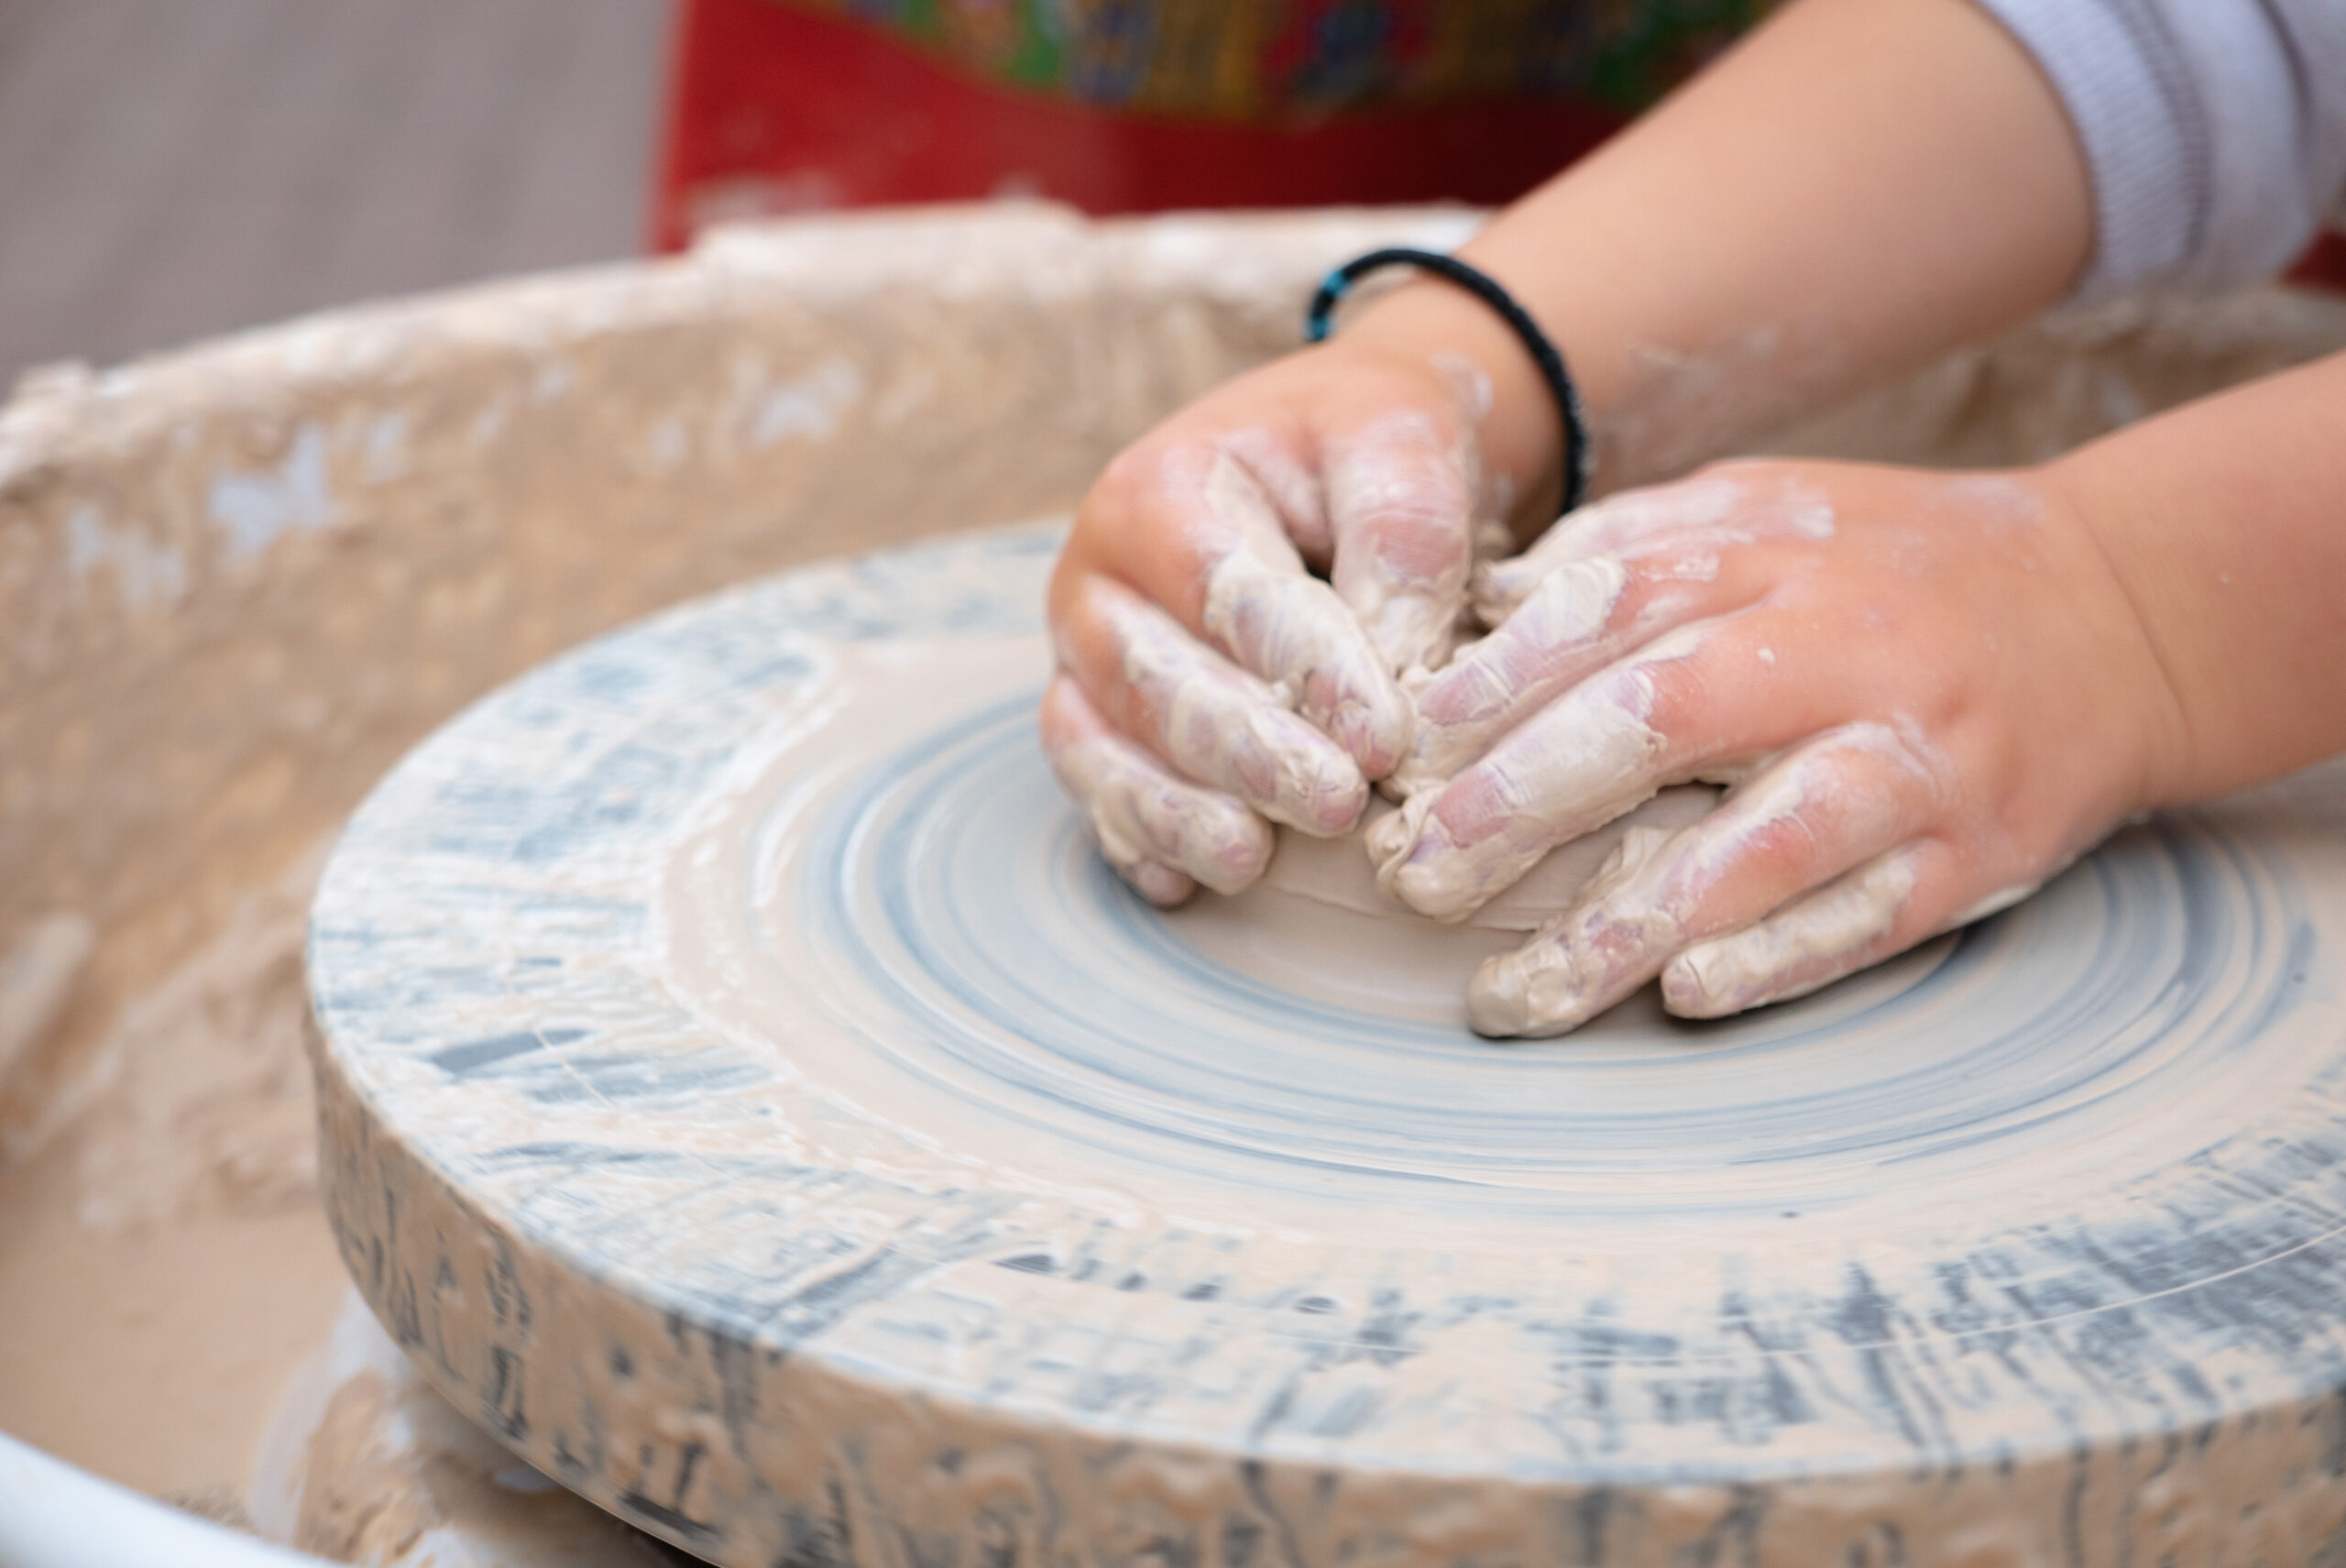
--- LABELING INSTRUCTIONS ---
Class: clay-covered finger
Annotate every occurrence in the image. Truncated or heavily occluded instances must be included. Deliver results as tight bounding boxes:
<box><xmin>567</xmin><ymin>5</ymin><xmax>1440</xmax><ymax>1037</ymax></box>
<box><xmin>1395</xmin><ymin>546</ymin><xmax>1770</xmax><ymax>796</ymax></box>
<box><xmin>1060</xmin><ymin>576</ymin><xmax>1367</xmax><ymax>836</ymax></box>
<box><xmin>1373</xmin><ymin>620</ymin><xmax>1712</xmax><ymax>919</ymax></box>
<box><xmin>1659</xmin><ymin>844</ymin><xmax>1936</xmax><ymax>1018</ymax></box>
<box><xmin>1039</xmin><ymin>675</ymin><xmax>1274</xmax><ymax>900</ymax></box>
<box><xmin>1375</xmin><ymin>612</ymin><xmax>1868</xmax><ymax>920</ymax></box>
<box><xmin>1474</xmin><ymin>469</ymin><xmax>1836</xmax><ymax>625</ymax></box>
<box><xmin>1464</xmin><ymin>723</ymin><xmax>1950</xmax><ymax>1037</ymax></box>
<box><xmin>1660</xmin><ymin>840</ymin><xmax>2046</xmax><ymax>1019</ymax></box>
<box><xmin>1321</xmin><ymin>410</ymin><xmax>1478</xmax><ymax>679</ymax></box>
<box><xmin>1058</xmin><ymin>441</ymin><xmax>1413</xmax><ymax>777</ymax></box>
<box><xmin>1194</xmin><ymin>453</ymin><xmax>1416</xmax><ymax>775</ymax></box>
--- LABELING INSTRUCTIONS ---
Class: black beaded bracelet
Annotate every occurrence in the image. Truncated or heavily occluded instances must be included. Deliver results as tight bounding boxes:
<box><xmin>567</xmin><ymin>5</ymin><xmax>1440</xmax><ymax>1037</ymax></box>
<box><xmin>1304</xmin><ymin>247</ymin><xmax>1593</xmax><ymax>516</ymax></box>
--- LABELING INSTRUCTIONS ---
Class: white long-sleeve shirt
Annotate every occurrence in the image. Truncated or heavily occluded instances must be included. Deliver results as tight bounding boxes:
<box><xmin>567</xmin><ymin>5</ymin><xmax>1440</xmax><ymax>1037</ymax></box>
<box><xmin>1975</xmin><ymin>0</ymin><xmax>2346</xmax><ymax>297</ymax></box>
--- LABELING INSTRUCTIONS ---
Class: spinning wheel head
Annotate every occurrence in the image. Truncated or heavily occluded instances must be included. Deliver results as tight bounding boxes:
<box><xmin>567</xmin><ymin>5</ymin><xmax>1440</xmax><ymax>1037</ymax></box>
<box><xmin>310</xmin><ymin>522</ymin><xmax>2346</xmax><ymax>1567</ymax></box>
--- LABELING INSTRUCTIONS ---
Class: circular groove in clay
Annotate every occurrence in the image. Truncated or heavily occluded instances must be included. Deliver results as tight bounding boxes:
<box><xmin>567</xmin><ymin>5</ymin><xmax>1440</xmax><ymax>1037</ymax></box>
<box><xmin>309</xmin><ymin>522</ymin><xmax>2346</xmax><ymax>1566</ymax></box>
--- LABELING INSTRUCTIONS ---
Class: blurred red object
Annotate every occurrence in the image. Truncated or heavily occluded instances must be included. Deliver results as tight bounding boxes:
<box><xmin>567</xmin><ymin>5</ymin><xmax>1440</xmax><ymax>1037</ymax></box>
<box><xmin>657</xmin><ymin>0</ymin><xmax>2346</xmax><ymax>296</ymax></box>
<box><xmin>653</xmin><ymin>0</ymin><xmax>1627</xmax><ymax>249</ymax></box>
<box><xmin>2286</xmin><ymin>230</ymin><xmax>2346</xmax><ymax>293</ymax></box>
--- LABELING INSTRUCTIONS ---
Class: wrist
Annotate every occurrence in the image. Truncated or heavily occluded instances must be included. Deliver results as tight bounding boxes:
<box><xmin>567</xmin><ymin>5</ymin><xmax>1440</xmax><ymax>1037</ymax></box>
<box><xmin>2032</xmin><ymin>457</ymin><xmax>2198</xmax><ymax>816</ymax></box>
<box><xmin>1342</xmin><ymin>278</ymin><xmax>1571</xmax><ymax>539</ymax></box>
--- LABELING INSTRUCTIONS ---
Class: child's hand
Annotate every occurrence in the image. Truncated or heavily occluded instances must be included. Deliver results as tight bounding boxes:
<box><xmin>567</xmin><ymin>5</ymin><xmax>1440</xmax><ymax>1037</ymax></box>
<box><xmin>1374</xmin><ymin>458</ymin><xmax>2175</xmax><ymax>1036</ymax></box>
<box><xmin>1044</xmin><ymin>334</ymin><xmax>1508</xmax><ymax>905</ymax></box>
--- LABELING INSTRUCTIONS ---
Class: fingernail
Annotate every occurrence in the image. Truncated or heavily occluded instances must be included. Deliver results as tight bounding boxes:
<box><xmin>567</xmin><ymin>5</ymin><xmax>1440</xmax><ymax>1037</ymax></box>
<box><xmin>1190</xmin><ymin>813</ymin><xmax>1276</xmax><ymax>895</ymax></box>
<box><xmin>1661</xmin><ymin>932</ymin><xmax>1783</xmax><ymax>1018</ymax></box>
<box><xmin>1388</xmin><ymin>829</ymin><xmax>1492</xmax><ymax>924</ymax></box>
<box><xmin>1285</xmin><ymin>728</ymin><xmax>1370</xmax><ymax>834</ymax></box>
<box><xmin>1266</xmin><ymin>740</ymin><xmax>1366</xmax><ymax>835</ymax></box>
<box><xmin>1466</xmin><ymin>952</ymin><xmax>1533</xmax><ymax>1036</ymax></box>
<box><xmin>1304</xmin><ymin>766</ymin><xmax>1370</xmax><ymax>835</ymax></box>
<box><xmin>1660</xmin><ymin>949</ymin><xmax>1733</xmax><ymax>1016</ymax></box>
<box><xmin>1371</xmin><ymin>795</ymin><xmax>1533</xmax><ymax>923</ymax></box>
<box><xmin>1326</xmin><ymin>691</ymin><xmax>1412</xmax><ymax>780</ymax></box>
<box><xmin>1496</xmin><ymin>927</ymin><xmax>1616</xmax><ymax>1035</ymax></box>
<box><xmin>1145</xmin><ymin>798</ymin><xmax>1271</xmax><ymax>896</ymax></box>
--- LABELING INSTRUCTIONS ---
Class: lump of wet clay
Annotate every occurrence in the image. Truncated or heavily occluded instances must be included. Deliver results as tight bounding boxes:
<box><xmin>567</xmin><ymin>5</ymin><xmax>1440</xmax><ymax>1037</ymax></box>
<box><xmin>1258</xmin><ymin>785</ymin><xmax>1720</xmax><ymax>931</ymax></box>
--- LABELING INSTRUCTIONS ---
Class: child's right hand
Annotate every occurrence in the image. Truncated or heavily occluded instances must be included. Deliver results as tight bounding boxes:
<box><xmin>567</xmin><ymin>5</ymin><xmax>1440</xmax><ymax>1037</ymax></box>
<box><xmin>1042</xmin><ymin>329</ymin><xmax>1514</xmax><ymax>905</ymax></box>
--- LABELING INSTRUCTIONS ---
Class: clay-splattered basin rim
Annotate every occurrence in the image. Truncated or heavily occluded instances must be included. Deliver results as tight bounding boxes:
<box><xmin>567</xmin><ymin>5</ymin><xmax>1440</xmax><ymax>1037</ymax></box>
<box><xmin>0</xmin><ymin>203</ymin><xmax>1476</xmax><ymax>1148</ymax></box>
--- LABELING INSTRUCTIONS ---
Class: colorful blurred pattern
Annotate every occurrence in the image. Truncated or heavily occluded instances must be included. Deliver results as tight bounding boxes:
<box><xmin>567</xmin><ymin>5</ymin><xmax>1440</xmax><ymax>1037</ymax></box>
<box><xmin>656</xmin><ymin>0</ymin><xmax>1769</xmax><ymax>245</ymax></box>
<box><xmin>825</xmin><ymin>0</ymin><xmax>1761</xmax><ymax>119</ymax></box>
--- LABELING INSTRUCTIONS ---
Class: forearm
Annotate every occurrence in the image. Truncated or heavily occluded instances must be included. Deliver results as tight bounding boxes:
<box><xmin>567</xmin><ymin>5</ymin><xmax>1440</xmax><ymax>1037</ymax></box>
<box><xmin>2046</xmin><ymin>349</ymin><xmax>2346</xmax><ymax>806</ymax></box>
<box><xmin>1344</xmin><ymin>0</ymin><xmax>2092</xmax><ymax>523</ymax></box>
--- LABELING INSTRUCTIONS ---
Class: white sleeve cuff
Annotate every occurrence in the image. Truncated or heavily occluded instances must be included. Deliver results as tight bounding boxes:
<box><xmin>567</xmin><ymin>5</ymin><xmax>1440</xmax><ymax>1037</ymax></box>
<box><xmin>1969</xmin><ymin>0</ymin><xmax>2346</xmax><ymax>301</ymax></box>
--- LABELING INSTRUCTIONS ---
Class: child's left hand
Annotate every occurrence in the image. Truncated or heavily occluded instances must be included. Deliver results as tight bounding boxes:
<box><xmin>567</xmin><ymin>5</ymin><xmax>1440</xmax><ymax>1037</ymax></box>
<box><xmin>1374</xmin><ymin>456</ymin><xmax>2177</xmax><ymax>1036</ymax></box>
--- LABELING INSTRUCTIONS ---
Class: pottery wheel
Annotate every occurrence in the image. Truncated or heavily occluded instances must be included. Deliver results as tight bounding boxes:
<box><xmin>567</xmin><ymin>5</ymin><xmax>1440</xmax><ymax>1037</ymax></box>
<box><xmin>309</xmin><ymin>521</ymin><xmax>2346</xmax><ymax>1567</ymax></box>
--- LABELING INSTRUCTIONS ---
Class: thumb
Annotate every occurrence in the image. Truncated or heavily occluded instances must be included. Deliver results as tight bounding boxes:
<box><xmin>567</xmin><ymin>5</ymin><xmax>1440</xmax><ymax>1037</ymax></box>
<box><xmin>1321</xmin><ymin>408</ymin><xmax>1480</xmax><ymax>679</ymax></box>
